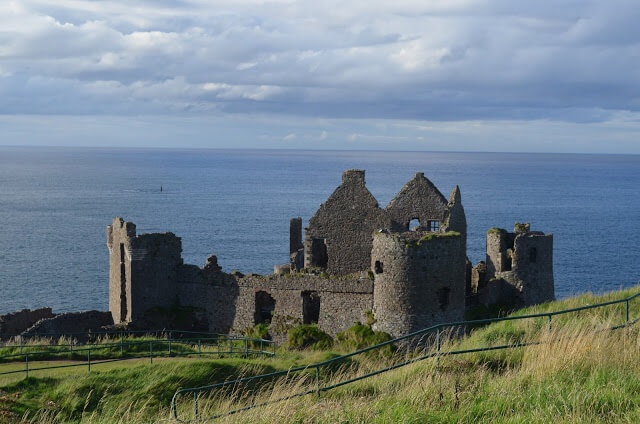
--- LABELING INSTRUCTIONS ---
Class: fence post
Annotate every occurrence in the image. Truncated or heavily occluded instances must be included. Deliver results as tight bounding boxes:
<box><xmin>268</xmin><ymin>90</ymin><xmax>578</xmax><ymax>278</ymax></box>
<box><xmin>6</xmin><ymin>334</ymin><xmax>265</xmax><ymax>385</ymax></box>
<box><xmin>25</xmin><ymin>353</ymin><xmax>29</xmax><ymax>379</ymax></box>
<box><xmin>194</xmin><ymin>391</ymin><xmax>199</xmax><ymax>418</ymax></box>
<box><xmin>19</xmin><ymin>335</ymin><xmax>23</xmax><ymax>354</ymax></box>
<box><xmin>198</xmin><ymin>340</ymin><xmax>201</xmax><ymax>358</ymax></box>
<box><xmin>315</xmin><ymin>367</ymin><xmax>321</xmax><ymax>398</ymax></box>
<box><xmin>260</xmin><ymin>340</ymin><xmax>263</xmax><ymax>358</ymax></box>
<box><xmin>547</xmin><ymin>314</ymin><xmax>552</xmax><ymax>332</ymax></box>
<box><xmin>229</xmin><ymin>338</ymin><xmax>233</xmax><ymax>356</ymax></box>
<box><xmin>436</xmin><ymin>328</ymin><xmax>441</xmax><ymax>367</ymax></box>
<box><xmin>88</xmin><ymin>350</ymin><xmax>91</xmax><ymax>372</ymax></box>
<box><xmin>245</xmin><ymin>339</ymin><xmax>248</xmax><ymax>358</ymax></box>
<box><xmin>626</xmin><ymin>300</ymin><xmax>630</xmax><ymax>324</ymax></box>
<box><xmin>150</xmin><ymin>341</ymin><xmax>153</xmax><ymax>364</ymax></box>
<box><xmin>120</xmin><ymin>331</ymin><xmax>124</xmax><ymax>355</ymax></box>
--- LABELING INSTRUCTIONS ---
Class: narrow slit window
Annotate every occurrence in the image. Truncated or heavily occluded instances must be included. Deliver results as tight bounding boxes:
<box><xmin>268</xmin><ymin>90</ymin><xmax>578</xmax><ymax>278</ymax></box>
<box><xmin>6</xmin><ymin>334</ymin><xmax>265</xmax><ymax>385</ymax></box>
<box><xmin>374</xmin><ymin>260</ymin><xmax>383</xmax><ymax>274</ymax></box>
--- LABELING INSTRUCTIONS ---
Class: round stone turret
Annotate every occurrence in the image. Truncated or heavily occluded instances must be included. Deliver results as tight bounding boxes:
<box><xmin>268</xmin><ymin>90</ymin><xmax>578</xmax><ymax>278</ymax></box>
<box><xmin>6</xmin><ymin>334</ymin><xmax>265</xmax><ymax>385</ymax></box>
<box><xmin>371</xmin><ymin>230</ymin><xmax>466</xmax><ymax>338</ymax></box>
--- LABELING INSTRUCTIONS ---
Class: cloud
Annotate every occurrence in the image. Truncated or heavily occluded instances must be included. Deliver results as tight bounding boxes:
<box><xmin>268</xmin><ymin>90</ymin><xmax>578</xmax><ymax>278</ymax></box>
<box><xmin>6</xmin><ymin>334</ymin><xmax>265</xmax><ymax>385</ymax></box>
<box><xmin>0</xmin><ymin>0</ymin><xmax>640</xmax><ymax>129</ymax></box>
<box><xmin>283</xmin><ymin>133</ymin><xmax>296</xmax><ymax>140</ymax></box>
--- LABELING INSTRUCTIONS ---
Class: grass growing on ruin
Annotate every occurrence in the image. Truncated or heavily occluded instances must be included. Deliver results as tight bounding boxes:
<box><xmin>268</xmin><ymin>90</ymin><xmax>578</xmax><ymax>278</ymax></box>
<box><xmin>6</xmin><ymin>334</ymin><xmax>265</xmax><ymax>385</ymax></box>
<box><xmin>2</xmin><ymin>286</ymin><xmax>640</xmax><ymax>423</ymax></box>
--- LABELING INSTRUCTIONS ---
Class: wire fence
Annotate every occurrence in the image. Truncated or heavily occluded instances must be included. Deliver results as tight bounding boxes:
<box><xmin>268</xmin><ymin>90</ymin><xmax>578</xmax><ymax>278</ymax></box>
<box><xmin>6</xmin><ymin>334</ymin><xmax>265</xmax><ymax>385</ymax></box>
<box><xmin>170</xmin><ymin>290</ymin><xmax>640</xmax><ymax>423</ymax></box>
<box><xmin>0</xmin><ymin>330</ymin><xmax>275</xmax><ymax>379</ymax></box>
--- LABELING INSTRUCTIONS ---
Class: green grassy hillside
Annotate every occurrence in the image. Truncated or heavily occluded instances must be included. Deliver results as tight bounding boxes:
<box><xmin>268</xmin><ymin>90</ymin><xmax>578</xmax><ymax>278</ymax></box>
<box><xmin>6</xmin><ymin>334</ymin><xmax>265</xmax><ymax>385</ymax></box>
<box><xmin>2</xmin><ymin>285</ymin><xmax>640</xmax><ymax>423</ymax></box>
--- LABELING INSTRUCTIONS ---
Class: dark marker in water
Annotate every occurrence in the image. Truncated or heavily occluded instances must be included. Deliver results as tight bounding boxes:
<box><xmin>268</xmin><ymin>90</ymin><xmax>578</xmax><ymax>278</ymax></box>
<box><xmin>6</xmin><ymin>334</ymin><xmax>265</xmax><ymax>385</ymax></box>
<box><xmin>160</xmin><ymin>185</ymin><xmax>163</xmax><ymax>192</ymax></box>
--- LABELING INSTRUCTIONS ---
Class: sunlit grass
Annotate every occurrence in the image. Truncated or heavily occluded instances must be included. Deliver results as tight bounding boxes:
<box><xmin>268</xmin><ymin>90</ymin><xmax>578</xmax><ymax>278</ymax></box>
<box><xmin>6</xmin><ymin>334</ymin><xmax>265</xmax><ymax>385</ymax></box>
<box><xmin>2</xmin><ymin>285</ymin><xmax>640</xmax><ymax>423</ymax></box>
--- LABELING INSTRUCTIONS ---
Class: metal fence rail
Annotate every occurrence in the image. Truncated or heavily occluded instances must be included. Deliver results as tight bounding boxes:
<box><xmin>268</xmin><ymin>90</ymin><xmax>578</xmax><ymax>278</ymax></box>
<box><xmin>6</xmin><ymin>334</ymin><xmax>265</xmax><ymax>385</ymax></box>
<box><xmin>0</xmin><ymin>330</ymin><xmax>275</xmax><ymax>379</ymax></box>
<box><xmin>171</xmin><ymin>290</ymin><xmax>640</xmax><ymax>423</ymax></box>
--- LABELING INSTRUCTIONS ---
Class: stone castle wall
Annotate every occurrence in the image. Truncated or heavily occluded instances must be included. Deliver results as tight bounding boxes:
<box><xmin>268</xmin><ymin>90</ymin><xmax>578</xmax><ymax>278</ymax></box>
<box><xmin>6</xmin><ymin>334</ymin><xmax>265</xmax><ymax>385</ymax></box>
<box><xmin>231</xmin><ymin>274</ymin><xmax>373</xmax><ymax>336</ymax></box>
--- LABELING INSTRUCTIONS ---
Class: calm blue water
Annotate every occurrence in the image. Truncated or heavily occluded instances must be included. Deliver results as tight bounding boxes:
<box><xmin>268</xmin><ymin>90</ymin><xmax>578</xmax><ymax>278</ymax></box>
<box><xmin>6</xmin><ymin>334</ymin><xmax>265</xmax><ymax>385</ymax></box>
<box><xmin>0</xmin><ymin>147</ymin><xmax>638</xmax><ymax>313</ymax></box>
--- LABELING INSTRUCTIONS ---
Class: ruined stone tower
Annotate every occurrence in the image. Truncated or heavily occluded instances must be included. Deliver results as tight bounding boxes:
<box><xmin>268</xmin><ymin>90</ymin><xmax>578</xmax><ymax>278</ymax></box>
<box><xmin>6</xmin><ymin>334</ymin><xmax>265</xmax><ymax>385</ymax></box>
<box><xmin>370</xmin><ymin>230</ymin><xmax>466</xmax><ymax>338</ymax></box>
<box><xmin>478</xmin><ymin>223</ymin><xmax>554</xmax><ymax>307</ymax></box>
<box><xmin>107</xmin><ymin>217</ymin><xmax>183</xmax><ymax>323</ymax></box>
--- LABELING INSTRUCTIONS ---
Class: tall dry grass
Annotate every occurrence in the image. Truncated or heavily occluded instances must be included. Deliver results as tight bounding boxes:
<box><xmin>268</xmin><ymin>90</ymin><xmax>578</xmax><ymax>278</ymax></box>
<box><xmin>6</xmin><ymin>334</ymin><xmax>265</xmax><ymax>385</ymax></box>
<box><xmin>12</xmin><ymin>286</ymin><xmax>640</xmax><ymax>423</ymax></box>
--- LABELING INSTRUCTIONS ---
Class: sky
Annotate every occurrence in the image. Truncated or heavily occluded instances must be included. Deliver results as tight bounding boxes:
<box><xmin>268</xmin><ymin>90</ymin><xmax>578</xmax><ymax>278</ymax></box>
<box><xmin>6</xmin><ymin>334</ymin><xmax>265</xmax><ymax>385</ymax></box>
<box><xmin>1</xmin><ymin>0</ymin><xmax>640</xmax><ymax>153</ymax></box>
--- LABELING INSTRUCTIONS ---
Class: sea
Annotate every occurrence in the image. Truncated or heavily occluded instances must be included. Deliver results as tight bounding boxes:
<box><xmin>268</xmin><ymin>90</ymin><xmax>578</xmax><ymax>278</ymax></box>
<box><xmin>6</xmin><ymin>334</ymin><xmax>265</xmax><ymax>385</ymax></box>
<box><xmin>0</xmin><ymin>147</ymin><xmax>638</xmax><ymax>313</ymax></box>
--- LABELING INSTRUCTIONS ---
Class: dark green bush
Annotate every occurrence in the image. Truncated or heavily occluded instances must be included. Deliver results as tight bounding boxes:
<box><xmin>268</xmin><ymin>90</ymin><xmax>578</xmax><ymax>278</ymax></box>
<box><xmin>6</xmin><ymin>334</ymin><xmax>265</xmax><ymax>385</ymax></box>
<box><xmin>336</xmin><ymin>322</ymin><xmax>395</xmax><ymax>357</ymax></box>
<box><xmin>243</xmin><ymin>323</ymin><xmax>271</xmax><ymax>349</ymax></box>
<box><xmin>286</xmin><ymin>324</ymin><xmax>333</xmax><ymax>350</ymax></box>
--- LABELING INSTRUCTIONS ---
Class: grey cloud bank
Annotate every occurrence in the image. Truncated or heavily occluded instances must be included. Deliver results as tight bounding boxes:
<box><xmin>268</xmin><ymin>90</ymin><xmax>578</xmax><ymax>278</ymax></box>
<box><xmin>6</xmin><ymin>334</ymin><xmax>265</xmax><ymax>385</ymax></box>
<box><xmin>1</xmin><ymin>0</ymin><xmax>640</xmax><ymax>152</ymax></box>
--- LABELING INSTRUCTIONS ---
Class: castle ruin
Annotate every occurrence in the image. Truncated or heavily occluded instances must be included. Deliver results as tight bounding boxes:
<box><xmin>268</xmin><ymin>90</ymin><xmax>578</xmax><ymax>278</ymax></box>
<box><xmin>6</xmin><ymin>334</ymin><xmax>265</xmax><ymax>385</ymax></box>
<box><xmin>106</xmin><ymin>170</ymin><xmax>555</xmax><ymax>339</ymax></box>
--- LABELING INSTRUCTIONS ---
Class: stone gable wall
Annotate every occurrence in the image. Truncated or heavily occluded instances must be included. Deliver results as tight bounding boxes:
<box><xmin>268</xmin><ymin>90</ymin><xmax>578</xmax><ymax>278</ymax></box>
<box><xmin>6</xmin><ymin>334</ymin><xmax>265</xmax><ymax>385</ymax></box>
<box><xmin>385</xmin><ymin>172</ymin><xmax>449</xmax><ymax>232</ymax></box>
<box><xmin>305</xmin><ymin>170</ymin><xmax>391</xmax><ymax>276</ymax></box>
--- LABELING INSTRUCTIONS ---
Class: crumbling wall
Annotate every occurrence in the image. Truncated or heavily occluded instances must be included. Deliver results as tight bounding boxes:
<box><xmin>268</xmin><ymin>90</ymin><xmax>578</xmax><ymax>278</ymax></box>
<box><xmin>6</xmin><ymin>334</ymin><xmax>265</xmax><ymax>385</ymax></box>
<box><xmin>175</xmin><ymin>256</ymin><xmax>239</xmax><ymax>334</ymax></box>
<box><xmin>371</xmin><ymin>230</ymin><xmax>466</xmax><ymax>338</ymax></box>
<box><xmin>0</xmin><ymin>308</ymin><xmax>55</xmax><ymax>338</ymax></box>
<box><xmin>304</xmin><ymin>170</ymin><xmax>391</xmax><ymax>275</ymax></box>
<box><xmin>21</xmin><ymin>311</ymin><xmax>113</xmax><ymax>338</ymax></box>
